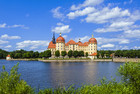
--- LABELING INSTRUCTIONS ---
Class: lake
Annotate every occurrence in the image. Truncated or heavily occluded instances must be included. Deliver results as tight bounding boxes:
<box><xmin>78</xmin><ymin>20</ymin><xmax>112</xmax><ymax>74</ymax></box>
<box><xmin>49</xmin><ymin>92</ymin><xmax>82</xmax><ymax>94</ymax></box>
<box><xmin>0</xmin><ymin>60</ymin><xmax>124</xmax><ymax>90</ymax></box>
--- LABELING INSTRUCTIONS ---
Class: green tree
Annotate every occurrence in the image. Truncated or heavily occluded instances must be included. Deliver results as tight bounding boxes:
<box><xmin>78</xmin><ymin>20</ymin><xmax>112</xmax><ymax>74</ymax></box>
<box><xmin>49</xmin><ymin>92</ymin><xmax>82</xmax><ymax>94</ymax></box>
<box><xmin>73</xmin><ymin>51</ymin><xmax>79</xmax><ymax>58</ymax></box>
<box><xmin>0</xmin><ymin>63</ymin><xmax>34</xmax><ymax>94</ymax></box>
<box><xmin>118</xmin><ymin>62</ymin><xmax>140</xmax><ymax>93</ymax></box>
<box><xmin>86</xmin><ymin>52</ymin><xmax>88</xmax><ymax>58</ymax></box>
<box><xmin>10</xmin><ymin>52</ymin><xmax>15</xmax><ymax>58</ymax></box>
<box><xmin>34</xmin><ymin>51</ymin><xmax>39</xmax><ymax>58</ymax></box>
<box><xmin>44</xmin><ymin>50</ymin><xmax>51</xmax><ymax>58</ymax></box>
<box><xmin>61</xmin><ymin>51</ymin><xmax>67</xmax><ymax>59</ymax></box>
<box><xmin>78</xmin><ymin>51</ymin><xmax>84</xmax><ymax>58</ymax></box>
<box><xmin>55</xmin><ymin>50</ymin><xmax>60</xmax><ymax>58</ymax></box>
<box><xmin>68</xmin><ymin>50</ymin><xmax>73</xmax><ymax>58</ymax></box>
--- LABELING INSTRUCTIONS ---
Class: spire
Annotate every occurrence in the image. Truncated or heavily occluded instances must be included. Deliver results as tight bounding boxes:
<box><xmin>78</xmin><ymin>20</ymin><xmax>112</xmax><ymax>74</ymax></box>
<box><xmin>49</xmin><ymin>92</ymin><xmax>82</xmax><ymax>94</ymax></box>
<box><xmin>60</xmin><ymin>32</ymin><xmax>62</xmax><ymax>36</ymax></box>
<box><xmin>52</xmin><ymin>32</ymin><xmax>56</xmax><ymax>44</ymax></box>
<box><xmin>92</xmin><ymin>34</ymin><xmax>94</xmax><ymax>38</ymax></box>
<box><xmin>79</xmin><ymin>38</ymin><xmax>81</xmax><ymax>42</ymax></box>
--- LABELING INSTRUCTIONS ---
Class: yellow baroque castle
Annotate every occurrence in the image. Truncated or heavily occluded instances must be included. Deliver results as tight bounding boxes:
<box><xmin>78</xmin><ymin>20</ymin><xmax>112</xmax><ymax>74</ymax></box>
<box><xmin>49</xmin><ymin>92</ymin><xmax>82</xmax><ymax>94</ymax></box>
<box><xmin>48</xmin><ymin>33</ymin><xmax>97</xmax><ymax>59</ymax></box>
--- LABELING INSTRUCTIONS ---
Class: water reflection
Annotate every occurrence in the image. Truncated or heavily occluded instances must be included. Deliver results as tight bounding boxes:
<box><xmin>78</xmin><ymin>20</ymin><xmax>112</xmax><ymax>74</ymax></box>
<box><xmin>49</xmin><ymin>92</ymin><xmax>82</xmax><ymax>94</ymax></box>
<box><xmin>0</xmin><ymin>60</ymin><xmax>124</xmax><ymax>89</ymax></box>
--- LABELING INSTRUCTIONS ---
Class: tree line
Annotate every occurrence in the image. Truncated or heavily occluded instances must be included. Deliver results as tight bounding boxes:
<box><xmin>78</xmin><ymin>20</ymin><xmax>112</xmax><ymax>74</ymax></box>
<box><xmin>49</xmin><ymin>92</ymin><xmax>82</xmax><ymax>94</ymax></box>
<box><xmin>97</xmin><ymin>49</ymin><xmax>140</xmax><ymax>58</ymax></box>
<box><xmin>55</xmin><ymin>50</ymin><xmax>87</xmax><ymax>58</ymax></box>
<box><xmin>0</xmin><ymin>49</ymin><xmax>140</xmax><ymax>59</ymax></box>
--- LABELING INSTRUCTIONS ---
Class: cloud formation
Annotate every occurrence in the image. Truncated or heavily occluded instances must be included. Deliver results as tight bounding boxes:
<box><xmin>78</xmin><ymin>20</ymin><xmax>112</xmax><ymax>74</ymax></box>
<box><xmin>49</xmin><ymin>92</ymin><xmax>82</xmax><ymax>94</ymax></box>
<box><xmin>52</xmin><ymin>23</ymin><xmax>71</xmax><ymax>34</ymax></box>
<box><xmin>0</xmin><ymin>23</ymin><xmax>29</xmax><ymax>29</ymax></box>
<box><xmin>71</xmin><ymin>0</ymin><xmax>104</xmax><ymax>10</ymax></box>
<box><xmin>16</xmin><ymin>40</ymin><xmax>49</xmax><ymax>50</ymax></box>
<box><xmin>1</xmin><ymin>34</ymin><xmax>21</xmax><ymax>40</ymax></box>
<box><xmin>51</xmin><ymin>7</ymin><xmax>65</xmax><ymax>21</ymax></box>
<box><xmin>0</xmin><ymin>40</ymin><xmax>9</xmax><ymax>44</ymax></box>
<box><xmin>101</xmin><ymin>44</ymin><xmax>114</xmax><ymax>48</ymax></box>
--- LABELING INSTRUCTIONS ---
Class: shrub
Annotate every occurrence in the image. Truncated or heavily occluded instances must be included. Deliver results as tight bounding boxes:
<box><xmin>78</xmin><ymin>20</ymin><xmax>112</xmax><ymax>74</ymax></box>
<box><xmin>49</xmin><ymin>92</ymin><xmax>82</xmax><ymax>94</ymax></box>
<box><xmin>0</xmin><ymin>63</ymin><xmax>34</xmax><ymax>94</ymax></box>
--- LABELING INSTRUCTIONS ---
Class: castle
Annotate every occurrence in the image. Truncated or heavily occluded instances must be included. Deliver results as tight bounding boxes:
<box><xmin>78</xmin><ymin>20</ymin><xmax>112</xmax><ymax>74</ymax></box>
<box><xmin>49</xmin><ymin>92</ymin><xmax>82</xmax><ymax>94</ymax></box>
<box><xmin>48</xmin><ymin>33</ymin><xmax>97</xmax><ymax>59</ymax></box>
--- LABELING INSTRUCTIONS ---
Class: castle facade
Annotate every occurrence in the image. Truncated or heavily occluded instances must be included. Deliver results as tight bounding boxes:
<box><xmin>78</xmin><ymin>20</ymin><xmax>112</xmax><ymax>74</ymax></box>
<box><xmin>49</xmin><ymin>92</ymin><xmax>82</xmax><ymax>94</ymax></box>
<box><xmin>48</xmin><ymin>33</ymin><xmax>97</xmax><ymax>59</ymax></box>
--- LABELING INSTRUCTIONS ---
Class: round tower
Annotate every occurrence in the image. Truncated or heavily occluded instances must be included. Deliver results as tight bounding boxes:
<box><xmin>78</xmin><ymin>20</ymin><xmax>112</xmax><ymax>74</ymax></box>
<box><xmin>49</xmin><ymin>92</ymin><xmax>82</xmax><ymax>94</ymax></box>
<box><xmin>56</xmin><ymin>33</ymin><xmax>65</xmax><ymax>54</ymax></box>
<box><xmin>88</xmin><ymin>34</ymin><xmax>97</xmax><ymax>55</ymax></box>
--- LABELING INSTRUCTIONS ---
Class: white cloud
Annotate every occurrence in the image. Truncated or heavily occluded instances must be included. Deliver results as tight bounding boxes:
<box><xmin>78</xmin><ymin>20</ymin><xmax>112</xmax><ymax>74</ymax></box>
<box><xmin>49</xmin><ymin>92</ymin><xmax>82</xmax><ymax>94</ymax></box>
<box><xmin>67</xmin><ymin>7</ymin><xmax>96</xmax><ymax>19</ymax></box>
<box><xmin>57</xmin><ymin>22</ymin><xmax>64</xmax><ymax>26</ymax></box>
<box><xmin>71</xmin><ymin>0</ymin><xmax>104</xmax><ymax>10</ymax></box>
<box><xmin>75</xmin><ymin>36</ymin><xmax>90</xmax><ymax>42</ymax></box>
<box><xmin>85</xmin><ymin>7</ymin><xmax>130</xmax><ymax>23</ymax></box>
<box><xmin>96</xmin><ymin>37</ymin><xmax>130</xmax><ymax>44</ymax></box>
<box><xmin>124</xmin><ymin>0</ymin><xmax>133</xmax><ymax>5</ymax></box>
<box><xmin>0</xmin><ymin>23</ymin><xmax>29</xmax><ymax>29</ymax></box>
<box><xmin>52</xmin><ymin>23</ymin><xmax>71</xmax><ymax>33</ymax></box>
<box><xmin>75</xmin><ymin>36</ymin><xmax>130</xmax><ymax>44</ymax></box>
<box><xmin>16</xmin><ymin>40</ymin><xmax>49</xmax><ymax>50</ymax></box>
<box><xmin>133</xmin><ymin>46</ymin><xmax>140</xmax><ymax>49</ymax></box>
<box><xmin>0</xmin><ymin>23</ymin><xmax>6</xmax><ymax>28</ymax></box>
<box><xmin>101</xmin><ymin>44</ymin><xmax>114</xmax><ymax>48</ymax></box>
<box><xmin>5</xmin><ymin>45</ymin><xmax>12</xmax><ymax>48</ymax></box>
<box><xmin>51</xmin><ymin>7</ymin><xmax>65</xmax><ymax>20</ymax></box>
<box><xmin>122</xmin><ymin>30</ymin><xmax>140</xmax><ymax>38</ymax></box>
<box><xmin>110</xmin><ymin>21</ymin><xmax>134</xmax><ymax>28</ymax></box>
<box><xmin>1</xmin><ymin>34</ymin><xmax>21</xmax><ymax>40</ymax></box>
<box><xmin>0</xmin><ymin>40</ymin><xmax>9</xmax><ymax>44</ymax></box>
<box><xmin>63</xmin><ymin>35</ymin><xmax>67</xmax><ymax>39</ymax></box>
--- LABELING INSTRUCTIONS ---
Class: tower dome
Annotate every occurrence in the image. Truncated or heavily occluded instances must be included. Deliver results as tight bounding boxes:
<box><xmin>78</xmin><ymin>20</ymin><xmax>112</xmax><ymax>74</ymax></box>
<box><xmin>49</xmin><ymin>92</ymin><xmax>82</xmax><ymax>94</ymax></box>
<box><xmin>56</xmin><ymin>33</ymin><xmax>65</xmax><ymax>43</ymax></box>
<box><xmin>89</xmin><ymin>34</ymin><xmax>97</xmax><ymax>44</ymax></box>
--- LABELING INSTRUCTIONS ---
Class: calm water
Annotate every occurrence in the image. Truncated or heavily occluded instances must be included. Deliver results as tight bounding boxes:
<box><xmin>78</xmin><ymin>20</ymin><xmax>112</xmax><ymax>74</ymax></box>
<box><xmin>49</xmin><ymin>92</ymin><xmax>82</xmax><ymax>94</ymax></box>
<box><xmin>0</xmin><ymin>60</ymin><xmax>124</xmax><ymax>89</ymax></box>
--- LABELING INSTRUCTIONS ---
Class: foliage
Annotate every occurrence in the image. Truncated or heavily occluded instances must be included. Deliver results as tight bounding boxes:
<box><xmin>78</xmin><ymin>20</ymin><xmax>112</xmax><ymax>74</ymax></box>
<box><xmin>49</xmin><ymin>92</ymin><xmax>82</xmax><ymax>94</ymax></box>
<box><xmin>97</xmin><ymin>49</ymin><xmax>140</xmax><ymax>58</ymax></box>
<box><xmin>61</xmin><ymin>51</ymin><xmax>67</xmax><ymax>58</ymax></box>
<box><xmin>43</xmin><ymin>50</ymin><xmax>51</xmax><ymax>58</ymax></box>
<box><xmin>0</xmin><ymin>63</ymin><xmax>34</xmax><ymax>94</ymax></box>
<box><xmin>78</xmin><ymin>51</ymin><xmax>84</xmax><ymax>57</ymax></box>
<box><xmin>68</xmin><ymin>50</ymin><xmax>73</xmax><ymax>58</ymax></box>
<box><xmin>55</xmin><ymin>50</ymin><xmax>60</xmax><ymax>58</ymax></box>
<box><xmin>73</xmin><ymin>51</ymin><xmax>79</xmax><ymax>58</ymax></box>
<box><xmin>118</xmin><ymin>62</ymin><xmax>140</xmax><ymax>93</ymax></box>
<box><xmin>0</xmin><ymin>49</ymin><xmax>8</xmax><ymax>59</ymax></box>
<box><xmin>85</xmin><ymin>52</ymin><xmax>88</xmax><ymax>58</ymax></box>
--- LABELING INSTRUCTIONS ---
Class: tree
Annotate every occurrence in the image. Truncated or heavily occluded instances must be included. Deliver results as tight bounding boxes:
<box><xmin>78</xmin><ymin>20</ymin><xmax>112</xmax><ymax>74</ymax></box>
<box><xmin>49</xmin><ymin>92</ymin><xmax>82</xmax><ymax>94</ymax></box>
<box><xmin>68</xmin><ymin>50</ymin><xmax>73</xmax><ymax>58</ymax></box>
<box><xmin>78</xmin><ymin>51</ymin><xmax>84</xmax><ymax>58</ymax></box>
<box><xmin>44</xmin><ymin>50</ymin><xmax>51</xmax><ymax>58</ymax></box>
<box><xmin>55</xmin><ymin>50</ymin><xmax>60</xmax><ymax>58</ymax></box>
<box><xmin>10</xmin><ymin>52</ymin><xmax>15</xmax><ymax>58</ymax></box>
<box><xmin>118</xmin><ymin>62</ymin><xmax>140</xmax><ymax>93</ymax></box>
<box><xmin>0</xmin><ymin>63</ymin><xmax>34</xmax><ymax>94</ymax></box>
<box><xmin>34</xmin><ymin>51</ymin><xmax>39</xmax><ymax>58</ymax></box>
<box><xmin>61</xmin><ymin>51</ymin><xmax>67</xmax><ymax>59</ymax></box>
<box><xmin>86</xmin><ymin>52</ymin><xmax>88</xmax><ymax>58</ymax></box>
<box><xmin>73</xmin><ymin>51</ymin><xmax>79</xmax><ymax>58</ymax></box>
<box><xmin>14</xmin><ymin>53</ymin><xmax>22</xmax><ymax>58</ymax></box>
<box><xmin>39</xmin><ymin>52</ymin><xmax>44</xmax><ymax>58</ymax></box>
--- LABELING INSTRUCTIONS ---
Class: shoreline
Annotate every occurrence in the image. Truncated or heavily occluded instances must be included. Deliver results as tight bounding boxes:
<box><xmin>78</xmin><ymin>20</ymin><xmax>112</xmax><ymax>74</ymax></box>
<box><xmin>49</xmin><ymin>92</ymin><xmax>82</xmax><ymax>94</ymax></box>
<box><xmin>4</xmin><ymin>58</ymin><xmax>140</xmax><ymax>63</ymax></box>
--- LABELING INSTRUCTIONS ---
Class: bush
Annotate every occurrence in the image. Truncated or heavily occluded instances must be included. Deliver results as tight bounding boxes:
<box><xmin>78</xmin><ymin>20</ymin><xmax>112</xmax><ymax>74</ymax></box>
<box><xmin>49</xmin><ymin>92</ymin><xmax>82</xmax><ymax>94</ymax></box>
<box><xmin>0</xmin><ymin>63</ymin><xmax>34</xmax><ymax>94</ymax></box>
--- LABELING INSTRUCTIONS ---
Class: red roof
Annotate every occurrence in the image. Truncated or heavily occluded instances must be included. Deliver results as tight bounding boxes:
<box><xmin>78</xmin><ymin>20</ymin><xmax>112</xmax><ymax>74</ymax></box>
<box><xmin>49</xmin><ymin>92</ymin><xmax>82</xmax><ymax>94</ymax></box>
<box><xmin>6</xmin><ymin>55</ymin><xmax>11</xmax><ymax>57</ymax></box>
<box><xmin>67</xmin><ymin>40</ymin><xmax>76</xmax><ymax>44</ymax></box>
<box><xmin>48</xmin><ymin>41</ymin><xmax>56</xmax><ymax>48</ymax></box>
<box><xmin>90</xmin><ymin>53</ymin><xmax>97</xmax><ymax>56</ymax></box>
<box><xmin>65</xmin><ymin>43</ymin><xmax>69</xmax><ymax>46</ymax></box>
<box><xmin>56</xmin><ymin>36</ymin><xmax>65</xmax><ymax>43</ymax></box>
<box><xmin>83</xmin><ymin>42</ymin><xmax>89</xmax><ymax>46</ymax></box>
<box><xmin>89</xmin><ymin>38</ymin><xmax>97</xmax><ymax>44</ymax></box>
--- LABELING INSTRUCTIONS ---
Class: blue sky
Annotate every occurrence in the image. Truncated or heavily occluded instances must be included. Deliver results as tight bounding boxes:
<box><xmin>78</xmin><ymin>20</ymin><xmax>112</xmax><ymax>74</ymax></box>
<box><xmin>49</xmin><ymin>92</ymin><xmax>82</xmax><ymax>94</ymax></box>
<box><xmin>0</xmin><ymin>0</ymin><xmax>140</xmax><ymax>52</ymax></box>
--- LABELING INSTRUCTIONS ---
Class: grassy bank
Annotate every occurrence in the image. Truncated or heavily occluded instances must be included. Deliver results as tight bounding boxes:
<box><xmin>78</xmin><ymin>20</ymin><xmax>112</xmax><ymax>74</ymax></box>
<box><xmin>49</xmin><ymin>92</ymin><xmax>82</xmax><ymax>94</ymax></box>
<box><xmin>0</xmin><ymin>62</ymin><xmax>139</xmax><ymax>94</ymax></box>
